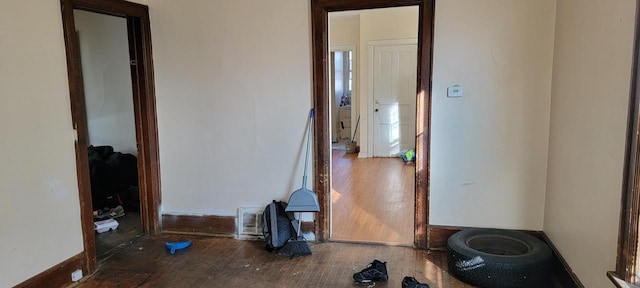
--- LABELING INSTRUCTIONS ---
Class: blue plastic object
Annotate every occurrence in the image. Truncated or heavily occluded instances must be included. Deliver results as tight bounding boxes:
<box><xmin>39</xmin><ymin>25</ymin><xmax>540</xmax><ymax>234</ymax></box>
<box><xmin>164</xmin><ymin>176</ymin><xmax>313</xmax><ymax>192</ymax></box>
<box><xmin>165</xmin><ymin>240</ymin><xmax>192</xmax><ymax>254</ymax></box>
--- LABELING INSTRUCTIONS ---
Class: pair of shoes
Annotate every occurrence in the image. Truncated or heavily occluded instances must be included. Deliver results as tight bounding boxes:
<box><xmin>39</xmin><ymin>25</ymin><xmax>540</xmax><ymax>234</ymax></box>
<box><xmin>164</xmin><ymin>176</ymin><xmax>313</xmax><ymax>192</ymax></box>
<box><xmin>95</xmin><ymin>205</ymin><xmax>125</xmax><ymax>220</ymax></box>
<box><xmin>108</xmin><ymin>205</ymin><xmax>125</xmax><ymax>218</ymax></box>
<box><xmin>402</xmin><ymin>276</ymin><xmax>430</xmax><ymax>288</ymax></box>
<box><xmin>353</xmin><ymin>260</ymin><xmax>388</xmax><ymax>283</ymax></box>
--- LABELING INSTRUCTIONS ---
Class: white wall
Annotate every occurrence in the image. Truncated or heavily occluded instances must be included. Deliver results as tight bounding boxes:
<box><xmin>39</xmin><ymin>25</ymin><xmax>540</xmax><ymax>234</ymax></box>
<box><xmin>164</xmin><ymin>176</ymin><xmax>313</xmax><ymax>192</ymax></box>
<box><xmin>75</xmin><ymin>10</ymin><xmax>138</xmax><ymax>155</ymax></box>
<box><xmin>429</xmin><ymin>0</ymin><xmax>556</xmax><ymax>230</ymax></box>
<box><xmin>544</xmin><ymin>0</ymin><xmax>636</xmax><ymax>287</ymax></box>
<box><xmin>0</xmin><ymin>1</ymin><xmax>84</xmax><ymax>286</ymax></box>
<box><xmin>148</xmin><ymin>0</ymin><xmax>313</xmax><ymax>216</ymax></box>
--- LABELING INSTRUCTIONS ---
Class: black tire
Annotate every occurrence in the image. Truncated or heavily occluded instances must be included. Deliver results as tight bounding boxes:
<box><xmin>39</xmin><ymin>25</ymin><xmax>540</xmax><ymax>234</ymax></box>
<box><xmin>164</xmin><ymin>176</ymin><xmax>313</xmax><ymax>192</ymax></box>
<box><xmin>447</xmin><ymin>228</ymin><xmax>553</xmax><ymax>288</ymax></box>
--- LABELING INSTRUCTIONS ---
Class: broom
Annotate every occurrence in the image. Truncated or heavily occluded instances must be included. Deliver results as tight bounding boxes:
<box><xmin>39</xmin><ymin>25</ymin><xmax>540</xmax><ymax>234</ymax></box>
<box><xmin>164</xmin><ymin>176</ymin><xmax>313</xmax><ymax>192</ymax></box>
<box><xmin>278</xmin><ymin>109</ymin><xmax>315</xmax><ymax>258</ymax></box>
<box><xmin>278</xmin><ymin>213</ymin><xmax>312</xmax><ymax>258</ymax></box>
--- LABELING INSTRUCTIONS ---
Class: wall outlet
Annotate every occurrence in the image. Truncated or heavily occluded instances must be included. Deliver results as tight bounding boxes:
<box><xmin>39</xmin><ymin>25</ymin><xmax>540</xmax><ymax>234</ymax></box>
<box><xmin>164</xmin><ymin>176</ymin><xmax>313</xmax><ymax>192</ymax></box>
<box><xmin>71</xmin><ymin>269</ymin><xmax>83</xmax><ymax>282</ymax></box>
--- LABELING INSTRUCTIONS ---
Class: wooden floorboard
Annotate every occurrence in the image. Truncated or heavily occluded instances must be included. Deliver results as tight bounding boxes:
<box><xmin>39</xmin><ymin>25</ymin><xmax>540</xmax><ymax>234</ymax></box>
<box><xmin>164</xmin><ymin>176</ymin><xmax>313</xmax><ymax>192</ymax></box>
<box><xmin>331</xmin><ymin>148</ymin><xmax>415</xmax><ymax>245</ymax></box>
<box><xmin>95</xmin><ymin>211</ymin><xmax>143</xmax><ymax>260</ymax></box>
<box><xmin>75</xmin><ymin>234</ymin><xmax>476</xmax><ymax>288</ymax></box>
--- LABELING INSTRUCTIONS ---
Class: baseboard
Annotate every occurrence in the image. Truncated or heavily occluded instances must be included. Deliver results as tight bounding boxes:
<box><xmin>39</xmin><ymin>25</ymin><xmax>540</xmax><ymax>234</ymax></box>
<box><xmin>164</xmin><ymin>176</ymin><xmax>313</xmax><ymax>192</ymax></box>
<box><xmin>301</xmin><ymin>221</ymin><xmax>315</xmax><ymax>234</ymax></box>
<box><xmin>428</xmin><ymin>226</ymin><xmax>584</xmax><ymax>288</ymax></box>
<box><xmin>14</xmin><ymin>252</ymin><xmax>85</xmax><ymax>288</ymax></box>
<box><xmin>427</xmin><ymin>225</ymin><xmax>463</xmax><ymax>250</ymax></box>
<box><xmin>162</xmin><ymin>214</ymin><xmax>236</xmax><ymax>236</ymax></box>
<box><xmin>541</xmin><ymin>232</ymin><xmax>585</xmax><ymax>288</ymax></box>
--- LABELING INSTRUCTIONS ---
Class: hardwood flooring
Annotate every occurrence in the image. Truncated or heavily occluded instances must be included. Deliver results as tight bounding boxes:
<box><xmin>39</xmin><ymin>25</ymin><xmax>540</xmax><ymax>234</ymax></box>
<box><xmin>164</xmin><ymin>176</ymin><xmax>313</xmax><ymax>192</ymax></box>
<box><xmin>95</xmin><ymin>211</ymin><xmax>143</xmax><ymax>260</ymax></box>
<box><xmin>75</xmin><ymin>234</ymin><xmax>475</xmax><ymax>288</ymax></box>
<box><xmin>331</xmin><ymin>148</ymin><xmax>415</xmax><ymax>245</ymax></box>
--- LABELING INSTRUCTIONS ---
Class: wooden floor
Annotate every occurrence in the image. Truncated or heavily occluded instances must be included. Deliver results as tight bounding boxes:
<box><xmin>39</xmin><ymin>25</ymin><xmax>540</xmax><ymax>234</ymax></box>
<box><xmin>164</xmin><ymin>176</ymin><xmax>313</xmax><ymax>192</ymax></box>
<box><xmin>95</xmin><ymin>211</ymin><xmax>143</xmax><ymax>260</ymax></box>
<box><xmin>331</xmin><ymin>147</ymin><xmax>415</xmax><ymax>245</ymax></box>
<box><xmin>75</xmin><ymin>234</ymin><xmax>476</xmax><ymax>288</ymax></box>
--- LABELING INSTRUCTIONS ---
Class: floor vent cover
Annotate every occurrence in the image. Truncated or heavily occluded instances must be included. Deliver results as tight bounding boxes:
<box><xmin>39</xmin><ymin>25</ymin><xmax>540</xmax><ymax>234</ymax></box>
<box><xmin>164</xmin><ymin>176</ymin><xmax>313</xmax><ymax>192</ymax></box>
<box><xmin>237</xmin><ymin>207</ymin><xmax>264</xmax><ymax>240</ymax></box>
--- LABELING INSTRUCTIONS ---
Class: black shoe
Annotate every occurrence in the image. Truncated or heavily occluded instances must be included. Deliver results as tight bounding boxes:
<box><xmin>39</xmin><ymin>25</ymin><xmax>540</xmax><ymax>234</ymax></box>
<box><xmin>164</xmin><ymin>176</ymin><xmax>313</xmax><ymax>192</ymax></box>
<box><xmin>353</xmin><ymin>260</ymin><xmax>388</xmax><ymax>283</ymax></box>
<box><xmin>402</xmin><ymin>276</ymin><xmax>430</xmax><ymax>288</ymax></box>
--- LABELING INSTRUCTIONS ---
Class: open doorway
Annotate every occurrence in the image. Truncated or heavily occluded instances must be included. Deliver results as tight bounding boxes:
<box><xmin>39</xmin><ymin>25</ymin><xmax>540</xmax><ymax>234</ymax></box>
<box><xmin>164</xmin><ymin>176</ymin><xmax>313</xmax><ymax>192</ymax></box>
<box><xmin>61</xmin><ymin>0</ymin><xmax>160</xmax><ymax>274</ymax></box>
<box><xmin>330</xmin><ymin>47</ymin><xmax>356</xmax><ymax>146</ymax></box>
<box><xmin>74</xmin><ymin>9</ymin><xmax>143</xmax><ymax>260</ymax></box>
<box><xmin>329</xmin><ymin>7</ymin><xmax>418</xmax><ymax>245</ymax></box>
<box><xmin>311</xmin><ymin>0</ymin><xmax>434</xmax><ymax>248</ymax></box>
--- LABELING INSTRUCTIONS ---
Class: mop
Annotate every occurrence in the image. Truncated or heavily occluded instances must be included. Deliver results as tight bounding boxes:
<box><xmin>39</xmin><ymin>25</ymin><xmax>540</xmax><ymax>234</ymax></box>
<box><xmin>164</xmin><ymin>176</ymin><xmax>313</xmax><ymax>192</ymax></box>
<box><xmin>279</xmin><ymin>109</ymin><xmax>317</xmax><ymax>258</ymax></box>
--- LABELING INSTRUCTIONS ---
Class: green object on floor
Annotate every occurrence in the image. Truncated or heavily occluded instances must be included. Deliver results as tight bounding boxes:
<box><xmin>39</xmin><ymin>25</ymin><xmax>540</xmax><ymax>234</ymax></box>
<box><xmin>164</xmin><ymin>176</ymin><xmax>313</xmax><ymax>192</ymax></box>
<box><xmin>400</xmin><ymin>148</ymin><xmax>415</xmax><ymax>163</ymax></box>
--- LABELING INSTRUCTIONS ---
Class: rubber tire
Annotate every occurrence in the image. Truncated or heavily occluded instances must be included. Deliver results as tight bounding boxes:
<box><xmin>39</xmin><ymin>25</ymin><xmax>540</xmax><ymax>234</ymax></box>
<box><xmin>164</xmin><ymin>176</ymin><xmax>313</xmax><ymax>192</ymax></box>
<box><xmin>447</xmin><ymin>228</ymin><xmax>552</xmax><ymax>288</ymax></box>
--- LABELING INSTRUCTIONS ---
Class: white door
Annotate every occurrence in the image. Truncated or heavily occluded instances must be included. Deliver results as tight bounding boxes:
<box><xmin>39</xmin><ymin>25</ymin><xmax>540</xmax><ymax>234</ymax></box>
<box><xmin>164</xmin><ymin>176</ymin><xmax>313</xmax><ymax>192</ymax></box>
<box><xmin>372</xmin><ymin>44</ymin><xmax>417</xmax><ymax>157</ymax></box>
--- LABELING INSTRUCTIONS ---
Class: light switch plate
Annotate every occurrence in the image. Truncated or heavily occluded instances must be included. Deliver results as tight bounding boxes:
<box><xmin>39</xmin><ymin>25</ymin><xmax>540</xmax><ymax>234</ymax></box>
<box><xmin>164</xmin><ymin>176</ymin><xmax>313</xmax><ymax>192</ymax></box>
<box><xmin>447</xmin><ymin>85</ymin><xmax>463</xmax><ymax>98</ymax></box>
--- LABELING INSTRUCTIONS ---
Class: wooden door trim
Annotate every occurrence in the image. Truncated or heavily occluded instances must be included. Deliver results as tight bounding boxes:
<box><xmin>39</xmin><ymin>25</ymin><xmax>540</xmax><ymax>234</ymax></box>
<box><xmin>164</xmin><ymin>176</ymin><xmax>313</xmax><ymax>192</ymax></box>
<box><xmin>60</xmin><ymin>0</ymin><xmax>161</xmax><ymax>275</ymax></box>
<box><xmin>311</xmin><ymin>0</ymin><xmax>434</xmax><ymax>248</ymax></box>
<box><xmin>616</xmin><ymin>0</ymin><xmax>640</xmax><ymax>283</ymax></box>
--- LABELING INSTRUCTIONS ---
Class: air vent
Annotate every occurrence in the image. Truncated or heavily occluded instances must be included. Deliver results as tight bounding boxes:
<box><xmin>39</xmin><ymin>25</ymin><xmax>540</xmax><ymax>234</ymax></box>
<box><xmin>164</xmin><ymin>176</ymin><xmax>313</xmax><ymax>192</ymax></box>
<box><xmin>237</xmin><ymin>207</ymin><xmax>264</xmax><ymax>240</ymax></box>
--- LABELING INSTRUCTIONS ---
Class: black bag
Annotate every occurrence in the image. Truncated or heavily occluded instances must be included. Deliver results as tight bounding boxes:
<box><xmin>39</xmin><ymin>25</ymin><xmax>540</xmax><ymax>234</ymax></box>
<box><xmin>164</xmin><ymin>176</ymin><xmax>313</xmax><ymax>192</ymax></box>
<box><xmin>262</xmin><ymin>200</ymin><xmax>295</xmax><ymax>252</ymax></box>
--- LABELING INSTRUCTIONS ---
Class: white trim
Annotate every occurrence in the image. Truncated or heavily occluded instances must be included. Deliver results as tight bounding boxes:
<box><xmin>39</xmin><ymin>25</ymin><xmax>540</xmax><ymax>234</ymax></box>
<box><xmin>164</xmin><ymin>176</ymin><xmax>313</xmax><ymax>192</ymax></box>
<box><xmin>367</xmin><ymin>44</ymin><xmax>375</xmax><ymax>158</ymax></box>
<box><xmin>368</xmin><ymin>38</ymin><xmax>417</xmax><ymax>47</ymax></box>
<box><xmin>330</xmin><ymin>45</ymin><xmax>356</xmax><ymax>52</ymax></box>
<box><xmin>367</xmin><ymin>39</ymin><xmax>418</xmax><ymax>157</ymax></box>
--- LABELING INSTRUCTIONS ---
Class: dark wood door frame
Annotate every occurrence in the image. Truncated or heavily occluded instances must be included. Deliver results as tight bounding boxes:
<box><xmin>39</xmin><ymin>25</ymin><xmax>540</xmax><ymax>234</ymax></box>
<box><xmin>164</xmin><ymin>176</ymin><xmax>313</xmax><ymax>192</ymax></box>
<box><xmin>311</xmin><ymin>0</ymin><xmax>435</xmax><ymax>248</ymax></box>
<box><xmin>616</xmin><ymin>0</ymin><xmax>640</xmax><ymax>283</ymax></box>
<box><xmin>61</xmin><ymin>0</ymin><xmax>161</xmax><ymax>274</ymax></box>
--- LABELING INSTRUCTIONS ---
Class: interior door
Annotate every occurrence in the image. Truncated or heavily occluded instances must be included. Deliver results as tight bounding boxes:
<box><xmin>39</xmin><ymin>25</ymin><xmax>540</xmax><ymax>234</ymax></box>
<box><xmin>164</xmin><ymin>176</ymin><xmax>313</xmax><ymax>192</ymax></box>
<box><xmin>373</xmin><ymin>44</ymin><xmax>417</xmax><ymax>157</ymax></box>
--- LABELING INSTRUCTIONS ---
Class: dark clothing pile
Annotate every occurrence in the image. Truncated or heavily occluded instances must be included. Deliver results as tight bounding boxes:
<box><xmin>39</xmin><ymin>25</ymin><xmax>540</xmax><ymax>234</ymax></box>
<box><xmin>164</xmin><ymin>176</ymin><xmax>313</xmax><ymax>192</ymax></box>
<box><xmin>88</xmin><ymin>145</ymin><xmax>139</xmax><ymax>212</ymax></box>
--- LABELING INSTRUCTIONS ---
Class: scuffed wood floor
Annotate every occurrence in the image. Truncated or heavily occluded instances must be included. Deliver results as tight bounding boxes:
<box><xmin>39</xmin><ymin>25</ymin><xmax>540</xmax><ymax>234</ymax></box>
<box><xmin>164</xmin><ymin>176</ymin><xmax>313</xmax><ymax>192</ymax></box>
<box><xmin>74</xmin><ymin>234</ymin><xmax>475</xmax><ymax>288</ymax></box>
<box><xmin>95</xmin><ymin>211</ymin><xmax>143</xmax><ymax>260</ymax></box>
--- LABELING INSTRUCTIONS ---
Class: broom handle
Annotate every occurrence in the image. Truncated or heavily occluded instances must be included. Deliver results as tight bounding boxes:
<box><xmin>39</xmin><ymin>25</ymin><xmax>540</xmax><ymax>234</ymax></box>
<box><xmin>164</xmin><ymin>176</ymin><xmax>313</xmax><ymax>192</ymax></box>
<box><xmin>302</xmin><ymin>109</ymin><xmax>313</xmax><ymax>189</ymax></box>
<box><xmin>351</xmin><ymin>115</ymin><xmax>360</xmax><ymax>142</ymax></box>
<box><xmin>297</xmin><ymin>212</ymin><xmax>303</xmax><ymax>238</ymax></box>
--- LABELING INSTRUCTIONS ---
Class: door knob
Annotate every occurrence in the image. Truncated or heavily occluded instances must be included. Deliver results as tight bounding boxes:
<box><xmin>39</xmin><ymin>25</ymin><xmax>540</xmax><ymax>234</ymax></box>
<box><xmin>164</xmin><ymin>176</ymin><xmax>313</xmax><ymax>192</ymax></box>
<box><xmin>375</xmin><ymin>109</ymin><xmax>379</xmax><ymax>112</ymax></box>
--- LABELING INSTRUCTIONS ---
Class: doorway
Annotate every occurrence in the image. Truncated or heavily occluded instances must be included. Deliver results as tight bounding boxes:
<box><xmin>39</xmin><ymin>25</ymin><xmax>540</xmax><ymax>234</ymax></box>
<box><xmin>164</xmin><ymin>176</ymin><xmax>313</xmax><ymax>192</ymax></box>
<box><xmin>328</xmin><ymin>8</ymin><xmax>418</xmax><ymax>246</ymax></box>
<box><xmin>74</xmin><ymin>9</ymin><xmax>143</xmax><ymax>260</ymax></box>
<box><xmin>61</xmin><ymin>0</ymin><xmax>160</xmax><ymax>274</ymax></box>
<box><xmin>330</xmin><ymin>47</ymin><xmax>356</xmax><ymax>145</ymax></box>
<box><xmin>311</xmin><ymin>0</ymin><xmax>434</xmax><ymax>248</ymax></box>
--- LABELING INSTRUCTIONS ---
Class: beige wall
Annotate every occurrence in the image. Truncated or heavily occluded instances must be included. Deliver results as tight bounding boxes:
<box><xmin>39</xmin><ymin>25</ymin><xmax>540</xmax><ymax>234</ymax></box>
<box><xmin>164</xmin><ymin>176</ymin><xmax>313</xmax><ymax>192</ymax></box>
<box><xmin>0</xmin><ymin>1</ymin><xmax>84</xmax><ymax>287</ymax></box>
<box><xmin>2</xmin><ymin>0</ymin><xmax>637</xmax><ymax>286</ymax></box>
<box><xmin>148</xmin><ymin>0</ymin><xmax>313</xmax><ymax>216</ymax></box>
<box><xmin>544</xmin><ymin>0</ymin><xmax>636</xmax><ymax>287</ymax></box>
<box><xmin>330</xmin><ymin>16</ymin><xmax>360</xmax><ymax>47</ymax></box>
<box><xmin>430</xmin><ymin>0</ymin><xmax>556</xmax><ymax>230</ymax></box>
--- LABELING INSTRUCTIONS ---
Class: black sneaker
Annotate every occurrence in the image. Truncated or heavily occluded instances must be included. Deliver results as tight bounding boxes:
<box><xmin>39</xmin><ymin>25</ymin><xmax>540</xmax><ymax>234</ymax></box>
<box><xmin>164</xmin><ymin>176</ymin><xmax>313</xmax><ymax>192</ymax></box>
<box><xmin>402</xmin><ymin>276</ymin><xmax>430</xmax><ymax>288</ymax></box>
<box><xmin>353</xmin><ymin>260</ymin><xmax>388</xmax><ymax>283</ymax></box>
